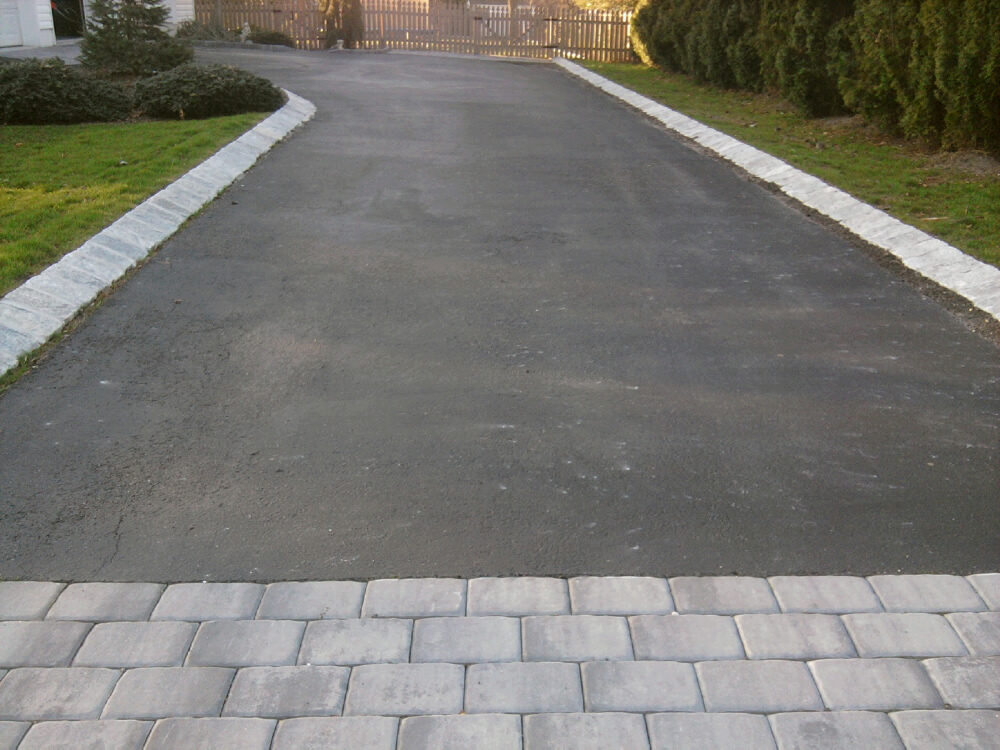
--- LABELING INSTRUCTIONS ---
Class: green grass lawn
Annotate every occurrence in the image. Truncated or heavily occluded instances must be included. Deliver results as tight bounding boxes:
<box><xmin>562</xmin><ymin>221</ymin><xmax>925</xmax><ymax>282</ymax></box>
<box><xmin>0</xmin><ymin>113</ymin><xmax>266</xmax><ymax>297</ymax></box>
<box><xmin>583</xmin><ymin>62</ymin><xmax>1000</xmax><ymax>269</ymax></box>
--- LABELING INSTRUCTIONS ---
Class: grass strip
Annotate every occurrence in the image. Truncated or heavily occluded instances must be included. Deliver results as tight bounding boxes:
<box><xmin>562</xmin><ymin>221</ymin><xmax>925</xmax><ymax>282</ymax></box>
<box><xmin>582</xmin><ymin>62</ymin><xmax>999</xmax><ymax>269</ymax></box>
<box><xmin>0</xmin><ymin>113</ymin><xmax>266</xmax><ymax>297</ymax></box>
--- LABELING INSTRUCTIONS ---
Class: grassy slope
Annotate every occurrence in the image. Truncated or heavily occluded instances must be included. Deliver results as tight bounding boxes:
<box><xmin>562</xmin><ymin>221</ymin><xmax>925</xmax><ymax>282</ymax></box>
<box><xmin>583</xmin><ymin>62</ymin><xmax>1000</xmax><ymax>269</ymax></box>
<box><xmin>0</xmin><ymin>114</ymin><xmax>265</xmax><ymax>297</ymax></box>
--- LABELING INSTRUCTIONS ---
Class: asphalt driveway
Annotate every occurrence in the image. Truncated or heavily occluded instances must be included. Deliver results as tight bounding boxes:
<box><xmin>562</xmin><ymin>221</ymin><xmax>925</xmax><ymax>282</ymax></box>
<box><xmin>0</xmin><ymin>50</ymin><xmax>996</xmax><ymax>581</ymax></box>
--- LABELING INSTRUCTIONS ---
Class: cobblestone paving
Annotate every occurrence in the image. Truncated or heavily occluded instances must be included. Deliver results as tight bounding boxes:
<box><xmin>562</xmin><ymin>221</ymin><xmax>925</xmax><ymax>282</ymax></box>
<box><xmin>1</xmin><ymin>576</ymin><xmax>998</xmax><ymax>748</ymax></box>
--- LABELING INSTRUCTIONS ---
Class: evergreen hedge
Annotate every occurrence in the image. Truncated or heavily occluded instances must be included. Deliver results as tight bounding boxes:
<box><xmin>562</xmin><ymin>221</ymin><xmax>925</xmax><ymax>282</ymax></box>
<box><xmin>0</xmin><ymin>59</ymin><xmax>132</xmax><ymax>124</ymax></box>
<box><xmin>630</xmin><ymin>0</ymin><xmax>1000</xmax><ymax>152</ymax></box>
<box><xmin>134</xmin><ymin>64</ymin><xmax>285</xmax><ymax>119</ymax></box>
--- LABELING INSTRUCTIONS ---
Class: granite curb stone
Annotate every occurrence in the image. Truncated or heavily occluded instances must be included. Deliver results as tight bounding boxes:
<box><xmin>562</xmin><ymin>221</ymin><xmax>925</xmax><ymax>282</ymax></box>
<box><xmin>17</xmin><ymin>720</ymin><xmax>152</xmax><ymax>750</ymax></box>
<box><xmin>555</xmin><ymin>59</ymin><xmax>1000</xmax><ymax>322</ymax></box>
<box><xmin>0</xmin><ymin>90</ymin><xmax>316</xmax><ymax>378</ymax></box>
<box><xmin>271</xmin><ymin>716</ymin><xmax>399</xmax><ymax>749</ymax></box>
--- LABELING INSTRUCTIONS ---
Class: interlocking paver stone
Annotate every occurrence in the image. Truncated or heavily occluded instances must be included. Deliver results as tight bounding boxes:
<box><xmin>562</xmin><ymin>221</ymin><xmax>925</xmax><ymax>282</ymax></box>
<box><xmin>582</xmin><ymin>660</ymin><xmax>703</xmax><ymax>712</ymax></box>
<box><xmin>523</xmin><ymin>712</ymin><xmax>649</xmax><ymax>750</ymax></box>
<box><xmin>647</xmin><ymin>713</ymin><xmax>776</xmax><ymax>750</ymax></box>
<box><xmin>569</xmin><ymin>576</ymin><xmax>673</xmax><ymax>614</ymax></box>
<box><xmin>151</xmin><ymin>583</ymin><xmax>265</xmax><ymax>621</ymax></box>
<box><xmin>467</xmin><ymin>577</ymin><xmax>569</xmax><ymax>616</ymax></box>
<box><xmin>186</xmin><ymin>620</ymin><xmax>304</xmax><ymax>667</ymax></box>
<box><xmin>46</xmin><ymin>582</ymin><xmax>164</xmax><ymax>621</ymax></box>
<box><xmin>868</xmin><ymin>575</ymin><xmax>986</xmax><ymax>613</ymax></box>
<box><xmin>697</xmin><ymin>660</ymin><xmax>822</xmax><ymax>712</ymax></box>
<box><xmin>344</xmin><ymin>664</ymin><xmax>464</xmax><ymax>716</ymax></box>
<box><xmin>769</xmin><ymin>711</ymin><xmax>904</xmax><ymax>750</ymax></box>
<box><xmin>256</xmin><ymin>582</ymin><xmax>366</xmax><ymax>620</ymax></box>
<box><xmin>0</xmin><ymin>722</ymin><xmax>28</xmax><ymax>750</ymax></box>
<box><xmin>947</xmin><ymin>612</ymin><xmax>1000</xmax><ymax>655</ymax></box>
<box><xmin>810</xmin><ymin>659</ymin><xmax>944</xmax><ymax>711</ymax></box>
<box><xmin>630</xmin><ymin>615</ymin><xmax>744</xmax><ymax>661</ymax></box>
<box><xmin>890</xmin><ymin>710</ymin><xmax>1000</xmax><ymax>749</ymax></box>
<box><xmin>412</xmin><ymin>616</ymin><xmax>520</xmax><ymax>663</ymax></box>
<box><xmin>0</xmin><ymin>668</ymin><xmax>119</xmax><ymax>720</ymax></box>
<box><xmin>523</xmin><ymin>615</ymin><xmax>633</xmax><ymax>661</ymax></box>
<box><xmin>922</xmin><ymin>657</ymin><xmax>1000</xmax><ymax>709</ymax></box>
<box><xmin>361</xmin><ymin>579</ymin><xmax>465</xmax><ymax>618</ymax></box>
<box><xmin>736</xmin><ymin>614</ymin><xmax>856</xmax><ymax>659</ymax></box>
<box><xmin>271</xmin><ymin>717</ymin><xmax>399</xmax><ymax>749</ymax></box>
<box><xmin>299</xmin><ymin>618</ymin><xmax>411</xmax><ymax>665</ymax></box>
<box><xmin>101</xmin><ymin>667</ymin><xmax>234</xmax><ymax>719</ymax></box>
<box><xmin>224</xmin><ymin>666</ymin><xmax>350</xmax><ymax>717</ymax></box>
<box><xmin>144</xmin><ymin>718</ymin><xmax>275</xmax><ymax>749</ymax></box>
<box><xmin>670</xmin><ymin>577</ymin><xmax>778</xmax><ymax>614</ymax></box>
<box><xmin>74</xmin><ymin>621</ymin><xmax>197</xmax><ymax>667</ymax></box>
<box><xmin>0</xmin><ymin>621</ymin><xmax>91</xmax><ymax>667</ymax></box>
<box><xmin>0</xmin><ymin>582</ymin><xmax>63</xmax><ymax>620</ymax></box>
<box><xmin>768</xmin><ymin>576</ymin><xmax>882</xmax><ymax>614</ymax></box>
<box><xmin>398</xmin><ymin>714</ymin><xmax>521</xmax><ymax>750</ymax></box>
<box><xmin>968</xmin><ymin>574</ymin><xmax>1000</xmax><ymax>610</ymax></box>
<box><xmin>17</xmin><ymin>720</ymin><xmax>152</xmax><ymax>750</ymax></box>
<box><xmin>842</xmin><ymin>613</ymin><xmax>967</xmax><ymax>657</ymax></box>
<box><xmin>466</xmin><ymin>662</ymin><xmax>582</xmax><ymax>713</ymax></box>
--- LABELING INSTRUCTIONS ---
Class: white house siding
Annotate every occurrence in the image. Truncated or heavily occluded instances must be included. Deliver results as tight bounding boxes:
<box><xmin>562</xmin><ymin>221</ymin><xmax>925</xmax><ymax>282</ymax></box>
<box><xmin>170</xmin><ymin>0</ymin><xmax>195</xmax><ymax>26</ymax></box>
<box><xmin>1</xmin><ymin>0</ymin><xmax>24</xmax><ymax>47</ymax></box>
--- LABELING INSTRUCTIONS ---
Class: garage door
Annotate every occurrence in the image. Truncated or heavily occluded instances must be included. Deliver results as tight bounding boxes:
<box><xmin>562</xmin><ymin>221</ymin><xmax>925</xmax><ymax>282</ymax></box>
<box><xmin>0</xmin><ymin>0</ymin><xmax>23</xmax><ymax>47</ymax></box>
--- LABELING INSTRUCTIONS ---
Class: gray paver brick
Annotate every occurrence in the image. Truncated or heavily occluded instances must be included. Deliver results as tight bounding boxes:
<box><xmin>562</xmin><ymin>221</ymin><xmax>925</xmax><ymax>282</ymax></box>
<box><xmin>630</xmin><ymin>614</ymin><xmax>744</xmax><ymax>661</ymax></box>
<box><xmin>186</xmin><ymin>620</ymin><xmax>304</xmax><ymax>667</ymax></box>
<box><xmin>670</xmin><ymin>577</ymin><xmax>778</xmax><ymax>614</ymax></box>
<box><xmin>523</xmin><ymin>713</ymin><xmax>649</xmax><ymax>750</ymax></box>
<box><xmin>151</xmin><ymin>583</ymin><xmax>265</xmax><ymax>621</ymax></box>
<box><xmin>144</xmin><ymin>718</ymin><xmax>275</xmax><ymax>750</ymax></box>
<box><xmin>736</xmin><ymin>614</ymin><xmax>856</xmax><ymax>659</ymax></box>
<box><xmin>947</xmin><ymin>612</ymin><xmax>1000</xmax><ymax>655</ymax></box>
<box><xmin>344</xmin><ymin>664</ymin><xmax>465</xmax><ymax>716</ymax></box>
<box><xmin>272</xmin><ymin>717</ymin><xmax>398</xmax><ymax>749</ymax></box>
<box><xmin>467</xmin><ymin>577</ymin><xmax>569</xmax><ymax>616</ymax></box>
<box><xmin>362</xmin><ymin>579</ymin><xmax>466</xmax><ymax>618</ymax></box>
<box><xmin>868</xmin><ymin>575</ymin><xmax>986</xmax><ymax>613</ymax></box>
<box><xmin>0</xmin><ymin>722</ymin><xmax>28</xmax><ymax>750</ymax></box>
<box><xmin>810</xmin><ymin>659</ymin><xmax>944</xmax><ymax>711</ymax></box>
<box><xmin>17</xmin><ymin>720</ymin><xmax>152</xmax><ymax>750</ymax></box>
<box><xmin>257</xmin><ymin>581</ymin><xmax>366</xmax><ymax>620</ymax></box>
<box><xmin>647</xmin><ymin>713</ymin><xmax>777</xmax><ymax>750</ymax></box>
<box><xmin>74</xmin><ymin>621</ymin><xmax>197</xmax><ymax>667</ymax></box>
<box><xmin>696</xmin><ymin>660</ymin><xmax>823</xmax><ymax>712</ymax></box>
<box><xmin>768</xmin><ymin>576</ymin><xmax>882</xmax><ymax>614</ymax></box>
<box><xmin>890</xmin><ymin>710</ymin><xmax>1000</xmax><ymax>750</ymax></box>
<box><xmin>569</xmin><ymin>576</ymin><xmax>674</xmax><ymax>614</ymax></box>
<box><xmin>466</xmin><ymin>662</ymin><xmax>582</xmax><ymax>713</ymax></box>
<box><xmin>523</xmin><ymin>615</ymin><xmax>633</xmax><ymax>661</ymax></box>
<box><xmin>224</xmin><ymin>666</ymin><xmax>350</xmax><ymax>717</ymax></box>
<box><xmin>769</xmin><ymin>711</ymin><xmax>904</xmax><ymax>750</ymax></box>
<box><xmin>0</xmin><ymin>582</ymin><xmax>63</xmax><ymax>620</ymax></box>
<box><xmin>968</xmin><ymin>574</ymin><xmax>1000</xmax><ymax>610</ymax></box>
<box><xmin>922</xmin><ymin>657</ymin><xmax>1000</xmax><ymax>709</ymax></box>
<box><xmin>299</xmin><ymin>618</ymin><xmax>411</xmax><ymax>665</ymax></box>
<box><xmin>398</xmin><ymin>714</ymin><xmax>521</xmax><ymax>750</ymax></box>
<box><xmin>582</xmin><ymin>660</ymin><xmax>703</xmax><ymax>712</ymax></box>
<box><xmin>842</xmin><ymin>613</ymin><xmax>968</xmax><ymax>657</ymax></box>
<box><xmin>0</xmin><ymin>621</ymin><xmax>91</xmax><ymax>667</ymax></box>
<box><xmin>0</xmin><ymin>668</ymin><xmax>119</xmax><ymax>720</ymax></box>
<box><xmin>101</xmin><ymin>667</ymin><xmax>234</xmax><ymax>719</ymax></box>
<box><xmin>412</xmin><ymin>616</ymin><xmax>520</xmax><ymax>663</ymax></box>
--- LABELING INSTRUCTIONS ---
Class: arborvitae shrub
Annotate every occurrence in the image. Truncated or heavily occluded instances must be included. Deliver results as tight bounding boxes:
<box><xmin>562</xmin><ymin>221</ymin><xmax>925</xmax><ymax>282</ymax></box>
<box><xmin>0</xmin><ymin>59</ymin><xmax>132</xmax><ymax>124</ymax></box>
<box><xmin>80</xmin><ymin>0</ymin><xmax>194</xmax><ymax>76</ymax></box>
<box><xmin>134</xmin><ymin>63</ymin><xmax>285</xmax><ymax>119</ymax></box>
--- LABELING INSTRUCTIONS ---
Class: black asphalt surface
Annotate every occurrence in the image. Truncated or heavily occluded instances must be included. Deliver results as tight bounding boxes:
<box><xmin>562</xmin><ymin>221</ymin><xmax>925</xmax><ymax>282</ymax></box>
<box><xmin>1</xmin><ymin>50</ymin><xmax>997</xmax><ymax>581</ymax></box>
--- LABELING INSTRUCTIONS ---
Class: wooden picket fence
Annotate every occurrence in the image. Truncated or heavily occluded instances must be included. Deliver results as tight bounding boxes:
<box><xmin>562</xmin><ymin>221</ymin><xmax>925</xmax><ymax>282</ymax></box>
<box><xmin>194</xmin><ymin>0</ymin><xmax>633</xmax><ymax>61</ymax></box>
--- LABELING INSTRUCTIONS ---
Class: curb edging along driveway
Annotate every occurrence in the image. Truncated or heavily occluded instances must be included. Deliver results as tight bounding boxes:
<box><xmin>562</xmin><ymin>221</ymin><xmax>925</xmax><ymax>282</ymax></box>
<box><xmin>555</xmin><ymin>58</ymin><xmax>1000</xmax><ymax>325</ymax></box>
<box><xmin>0</xmin><ymin>90</ymin><xmax>316</xmax><ymax>379</ymax></box>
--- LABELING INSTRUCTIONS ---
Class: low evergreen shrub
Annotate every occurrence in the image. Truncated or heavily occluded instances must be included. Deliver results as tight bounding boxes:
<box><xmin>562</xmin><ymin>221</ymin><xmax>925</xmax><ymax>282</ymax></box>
<box><xmin>175</xmin><ymin>19</ymin><xmax>240</xmax><ymax>41</ymax></box>
<box><xmin>248</xmin><ymin>27</ymin><xmax>297</xmax><ymax>47</ymax></box>
<box><xmin>0</xmin><ymin>59</ymin><xmax>132</xmax><ymax>125</ymax></box>
<box><xmin>134</xmin><ymin>63</ymin><xmax>285</xmax><ymax>119</ymax></box>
